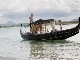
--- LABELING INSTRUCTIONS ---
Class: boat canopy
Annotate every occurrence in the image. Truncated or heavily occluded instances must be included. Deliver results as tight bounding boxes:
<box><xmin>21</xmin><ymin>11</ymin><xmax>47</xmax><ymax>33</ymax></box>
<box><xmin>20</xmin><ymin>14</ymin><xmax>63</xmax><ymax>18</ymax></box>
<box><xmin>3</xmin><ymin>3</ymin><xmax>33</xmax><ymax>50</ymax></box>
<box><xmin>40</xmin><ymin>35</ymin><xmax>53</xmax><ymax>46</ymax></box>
<box><xmin>31</xmin><ymin>19</ymin><xmax>54</xmax><ymax>25</ymax></box>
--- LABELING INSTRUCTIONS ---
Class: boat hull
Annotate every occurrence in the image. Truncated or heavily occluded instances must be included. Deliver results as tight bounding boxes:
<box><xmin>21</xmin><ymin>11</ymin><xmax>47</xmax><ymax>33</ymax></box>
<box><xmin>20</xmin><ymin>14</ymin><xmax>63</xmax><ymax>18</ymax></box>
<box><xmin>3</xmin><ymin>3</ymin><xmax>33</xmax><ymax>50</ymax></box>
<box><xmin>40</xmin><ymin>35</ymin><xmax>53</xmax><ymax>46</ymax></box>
<box><xmin>20</xmin><ymin>26</ymin><xmax>79</xmax><ymax>40</ymax></box>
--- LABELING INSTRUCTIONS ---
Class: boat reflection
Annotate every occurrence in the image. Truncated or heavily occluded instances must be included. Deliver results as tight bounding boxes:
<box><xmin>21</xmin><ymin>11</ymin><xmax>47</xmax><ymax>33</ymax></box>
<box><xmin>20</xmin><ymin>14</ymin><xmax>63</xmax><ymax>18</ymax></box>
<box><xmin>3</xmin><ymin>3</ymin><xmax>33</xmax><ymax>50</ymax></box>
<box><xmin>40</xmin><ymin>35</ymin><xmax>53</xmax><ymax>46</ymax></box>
<box><xmin>28</xmin><ymin>40</ymin><xmax>69</xmax><ymax>60</ymax></box>
<box><xmin>21</xmin><ymin>39</ymin><xmax>70</xmax><ymax>60</ymax></box>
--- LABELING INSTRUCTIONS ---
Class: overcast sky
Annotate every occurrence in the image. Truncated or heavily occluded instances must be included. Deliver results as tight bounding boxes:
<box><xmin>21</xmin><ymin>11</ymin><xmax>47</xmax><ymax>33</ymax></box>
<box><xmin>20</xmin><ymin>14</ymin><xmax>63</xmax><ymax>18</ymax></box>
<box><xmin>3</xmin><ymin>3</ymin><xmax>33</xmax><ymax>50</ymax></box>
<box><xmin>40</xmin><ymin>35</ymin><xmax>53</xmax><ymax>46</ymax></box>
<box><xmin>0</xmin><ymin>0</ymin><xmax>80</xmax><ymax>24</ymax></box>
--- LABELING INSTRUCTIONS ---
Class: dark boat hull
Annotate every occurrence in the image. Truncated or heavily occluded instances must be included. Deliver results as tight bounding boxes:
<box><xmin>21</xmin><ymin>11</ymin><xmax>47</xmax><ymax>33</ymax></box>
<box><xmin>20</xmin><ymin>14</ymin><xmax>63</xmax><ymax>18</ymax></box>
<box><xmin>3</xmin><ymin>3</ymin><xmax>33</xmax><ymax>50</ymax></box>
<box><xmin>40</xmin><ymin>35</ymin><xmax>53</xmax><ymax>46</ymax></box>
<box><xmin>20</xmin><ymin>25</ymin><xmax>79</xmax><ymax>40</ymax></box>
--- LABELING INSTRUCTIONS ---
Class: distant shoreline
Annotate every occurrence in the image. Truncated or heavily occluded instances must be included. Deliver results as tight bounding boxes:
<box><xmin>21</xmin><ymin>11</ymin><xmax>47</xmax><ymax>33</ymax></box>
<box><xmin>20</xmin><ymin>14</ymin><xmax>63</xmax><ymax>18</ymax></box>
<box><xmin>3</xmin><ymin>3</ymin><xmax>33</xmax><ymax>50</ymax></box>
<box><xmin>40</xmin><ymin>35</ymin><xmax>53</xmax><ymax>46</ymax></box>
<box><xmin>0</xmin><ymin>21</ymin><xmax>79</xmax><ymax>28</ymax></box>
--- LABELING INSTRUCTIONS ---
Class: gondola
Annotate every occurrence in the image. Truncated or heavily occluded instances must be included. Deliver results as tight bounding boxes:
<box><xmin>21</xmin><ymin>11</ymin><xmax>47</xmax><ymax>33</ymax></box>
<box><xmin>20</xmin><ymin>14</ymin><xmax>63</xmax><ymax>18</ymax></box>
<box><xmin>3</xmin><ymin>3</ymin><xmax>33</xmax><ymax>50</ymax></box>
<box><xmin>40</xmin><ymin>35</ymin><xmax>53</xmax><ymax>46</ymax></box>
<box><xmin>20</xmin><ymin>14</ymin><xmax>80</xmax><ymax>40</ymax></box>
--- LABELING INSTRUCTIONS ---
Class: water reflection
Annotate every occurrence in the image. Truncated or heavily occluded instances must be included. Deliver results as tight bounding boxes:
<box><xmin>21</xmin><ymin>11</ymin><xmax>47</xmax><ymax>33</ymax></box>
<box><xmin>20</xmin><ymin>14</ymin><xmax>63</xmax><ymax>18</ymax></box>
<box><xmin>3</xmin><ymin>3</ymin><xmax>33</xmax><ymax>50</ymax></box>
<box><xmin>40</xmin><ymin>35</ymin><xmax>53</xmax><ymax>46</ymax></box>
<box><xmin>21</xmin><ymin>39</ymin><xmax>78</xmax><ymax>60</ymax></box>
<box><xmin>25</xmin><ymin>40</ymin><xmax>69</xmax><ymax>60</ymax></box>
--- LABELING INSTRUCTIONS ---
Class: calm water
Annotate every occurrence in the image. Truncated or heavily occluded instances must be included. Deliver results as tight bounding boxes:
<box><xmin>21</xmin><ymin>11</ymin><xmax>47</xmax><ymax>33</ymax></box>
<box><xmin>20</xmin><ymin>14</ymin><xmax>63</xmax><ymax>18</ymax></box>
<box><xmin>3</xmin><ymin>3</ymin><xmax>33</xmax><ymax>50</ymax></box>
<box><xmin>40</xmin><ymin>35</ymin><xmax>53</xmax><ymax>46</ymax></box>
<box><xmin>0</xmin><ymin>24</ymin><xmax>80</xmax><ymax>60</ymax></box>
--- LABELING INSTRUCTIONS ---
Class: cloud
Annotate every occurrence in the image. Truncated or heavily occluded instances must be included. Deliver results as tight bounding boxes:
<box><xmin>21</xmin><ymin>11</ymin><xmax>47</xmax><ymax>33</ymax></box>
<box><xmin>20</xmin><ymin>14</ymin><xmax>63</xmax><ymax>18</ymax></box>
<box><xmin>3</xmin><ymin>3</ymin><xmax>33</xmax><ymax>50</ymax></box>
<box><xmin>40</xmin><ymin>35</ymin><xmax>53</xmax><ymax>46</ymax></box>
<box><xmin>0</xmin><ymin>0</ymin><xmax>80</xmax><ymax>23</ymax></box>
<box><xmin>0</xmin><ymin>0</ymin><xmax>71</xmax><ymax>12</ymax></box>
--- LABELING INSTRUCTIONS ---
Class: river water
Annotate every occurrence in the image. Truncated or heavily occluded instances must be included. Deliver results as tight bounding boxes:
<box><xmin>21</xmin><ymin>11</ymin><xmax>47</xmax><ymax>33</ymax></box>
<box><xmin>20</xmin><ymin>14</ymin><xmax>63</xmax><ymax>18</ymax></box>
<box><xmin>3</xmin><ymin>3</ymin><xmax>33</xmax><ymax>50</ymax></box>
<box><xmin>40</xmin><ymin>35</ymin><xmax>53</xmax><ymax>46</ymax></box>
<box><xmin>0</xmin><ymin>24</ymin><xmax>80</xmax><ymax>60</ymax></box>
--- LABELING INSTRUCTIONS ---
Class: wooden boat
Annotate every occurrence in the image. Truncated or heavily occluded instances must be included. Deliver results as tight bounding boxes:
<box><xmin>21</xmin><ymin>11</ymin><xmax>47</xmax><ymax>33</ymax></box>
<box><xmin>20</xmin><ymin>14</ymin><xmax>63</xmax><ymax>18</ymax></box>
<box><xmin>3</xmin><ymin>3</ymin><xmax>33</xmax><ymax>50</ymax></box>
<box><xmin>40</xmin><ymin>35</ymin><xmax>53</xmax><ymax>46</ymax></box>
<box><xmin>20</xmin><ymin>14</ymin><xmax>80</xmax><ymax>40</ymax></box>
